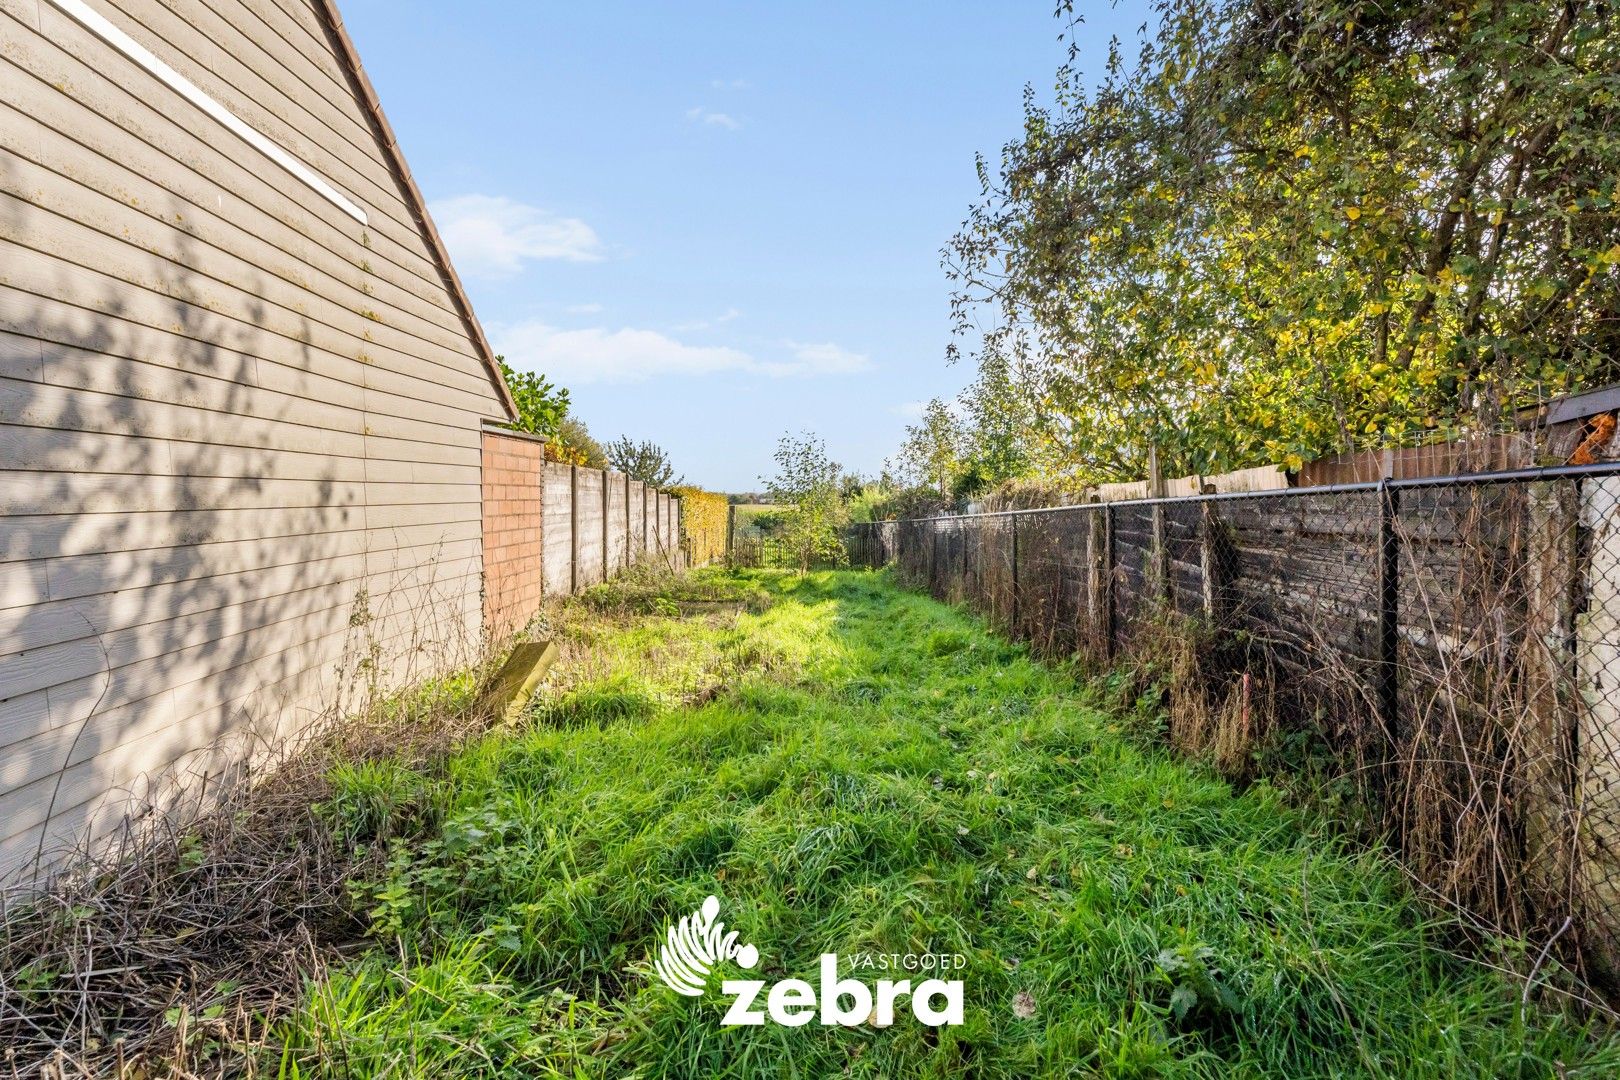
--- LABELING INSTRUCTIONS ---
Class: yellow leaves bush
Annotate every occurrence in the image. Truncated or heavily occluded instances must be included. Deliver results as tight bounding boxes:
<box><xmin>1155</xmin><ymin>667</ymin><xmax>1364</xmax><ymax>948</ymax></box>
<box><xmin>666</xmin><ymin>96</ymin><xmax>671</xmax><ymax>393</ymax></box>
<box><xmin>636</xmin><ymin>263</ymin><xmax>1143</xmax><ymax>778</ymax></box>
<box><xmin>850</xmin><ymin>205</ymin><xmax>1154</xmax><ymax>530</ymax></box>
<box><xmin>673</xmin><ymin>486</ymin><xmax>729</xmax><ymax>567</ymax></box>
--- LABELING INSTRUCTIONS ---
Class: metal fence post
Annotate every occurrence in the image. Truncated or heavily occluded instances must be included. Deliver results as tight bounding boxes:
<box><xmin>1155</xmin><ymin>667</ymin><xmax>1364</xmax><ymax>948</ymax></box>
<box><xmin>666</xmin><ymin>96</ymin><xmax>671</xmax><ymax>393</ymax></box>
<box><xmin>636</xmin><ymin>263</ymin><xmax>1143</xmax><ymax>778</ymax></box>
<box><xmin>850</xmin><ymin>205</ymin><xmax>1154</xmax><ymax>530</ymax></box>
<box><xmin>1377</xmin><ymin>481</ymin><xmax>1400</xmax><ymax>742</ymax></box>
<box><xmin>932</xmin><ymin>522</ymin><xmax>942</xmax><ymax>594</ymax></box>
<box><xmin>1010</xmin><ymin>515</ymin><xmax>1021</xmax><ymax>633</ymax></box>
<box><xmin>952</xmin><ymin>518</ymin><xmax>965</xmax><ymax>592</ymax></box>
<box><xmin>1567</xmin><ymin>476</ymin><xmax>1586</xmax><ymax>671</ymax></box>
<box><xmin>1200</xmin><ymin>500</ymin><xmax>1218</xmax><ymax>621</ymax></box>
<box><xmin>1084</xmin><ymin>506</ymin><xmax>1098</xmax><ymax>644</ymax></box>
<box><xmin>1149</xmin><ymin>444</ymin><xmax>1169</xmax><ymax>605</ymax></box>
<box><xmin>1103</xmin><ymin>503</ymin><xmax>1116</xmax><ymax>659</ymax></box>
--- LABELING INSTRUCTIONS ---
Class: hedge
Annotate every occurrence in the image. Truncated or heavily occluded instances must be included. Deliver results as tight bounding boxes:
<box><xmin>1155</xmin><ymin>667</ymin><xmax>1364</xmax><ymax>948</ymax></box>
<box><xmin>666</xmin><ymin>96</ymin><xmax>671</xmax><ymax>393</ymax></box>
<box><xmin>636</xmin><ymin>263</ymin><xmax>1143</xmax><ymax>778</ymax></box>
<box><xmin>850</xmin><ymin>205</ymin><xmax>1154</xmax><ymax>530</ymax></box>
<box><xmin>673</xmin><ymin>486</ymin><xmax>729</xmax><ymax>567</ymax></box>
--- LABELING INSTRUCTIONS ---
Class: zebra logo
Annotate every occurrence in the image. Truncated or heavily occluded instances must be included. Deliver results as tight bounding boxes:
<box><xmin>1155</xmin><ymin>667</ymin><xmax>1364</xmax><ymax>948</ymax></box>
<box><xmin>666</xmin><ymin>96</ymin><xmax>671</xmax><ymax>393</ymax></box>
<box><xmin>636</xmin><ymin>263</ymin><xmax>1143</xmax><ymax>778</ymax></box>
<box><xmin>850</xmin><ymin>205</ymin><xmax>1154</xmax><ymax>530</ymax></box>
<box><xmin>653</xmin><ymin>895</ymin><xmax>759</xmax><ymax>996</ymax></box>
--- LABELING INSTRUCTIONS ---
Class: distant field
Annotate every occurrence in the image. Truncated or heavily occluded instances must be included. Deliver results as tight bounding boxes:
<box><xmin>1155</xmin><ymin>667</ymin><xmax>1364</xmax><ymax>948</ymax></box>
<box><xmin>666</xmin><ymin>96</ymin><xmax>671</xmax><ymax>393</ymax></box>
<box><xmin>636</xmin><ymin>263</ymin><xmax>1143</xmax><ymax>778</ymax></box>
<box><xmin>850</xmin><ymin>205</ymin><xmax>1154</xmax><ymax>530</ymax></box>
<box><xmin>730</xmin><ymin>503</ymin><xmax>781</xmax><ymax>536</ymax></box>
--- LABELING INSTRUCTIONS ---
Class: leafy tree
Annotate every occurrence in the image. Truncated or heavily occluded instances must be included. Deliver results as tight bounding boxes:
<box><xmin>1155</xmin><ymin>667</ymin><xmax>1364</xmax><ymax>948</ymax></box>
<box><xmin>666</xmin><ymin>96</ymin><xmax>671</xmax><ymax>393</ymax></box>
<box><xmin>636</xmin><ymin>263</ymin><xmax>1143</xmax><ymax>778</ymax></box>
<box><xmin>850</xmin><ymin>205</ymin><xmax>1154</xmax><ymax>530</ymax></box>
<box><xmin>748</xmin><ymin>509</ymin><xmax>788</xmax><ymax>535</ymax></box>
<box><xmin>762</xmin><ymin>432</ymin><xmax>849</xmax><ymax>572</ymax></box>
<box><xmin>497</xmin><ymin>357</ymin><xmax>570</xmax><ymax>439</ymax></box>
<box><xmin>847</xmin><ymin>482</ymin><xmax>894</xmax><ymax>523</ymax></box>
<box><xmin>607</xmin><ymin>436</ymin><xmax>682</xmax><ymax>487</ymax></box>
<box><xmin>895</xmin><ymin>399</ymin><xmax>967</xmax><ymax>496</ymax></box>
<box><xmin>839</xmin><ymin>471</ymin><xmax>868</xmax><ymax>502</ymax></box>
<box><xmin>496</xmin><ymin>357</ymin><xmax>606</xmax><ymax>469</ymax></box>
<box><xmin>948</xmin><ymin>0</ymin><xmax>1620</xmax><ymax>483</ymax></box>
<box><xmin>556</xmin><ymin>415</ymin><xmax>607</xmax><ymax>469</ymax></box>
<box><xmin>957</xmin><ymin>350</ymin><xmax>1035</xmax><ymax>487</ymax></box>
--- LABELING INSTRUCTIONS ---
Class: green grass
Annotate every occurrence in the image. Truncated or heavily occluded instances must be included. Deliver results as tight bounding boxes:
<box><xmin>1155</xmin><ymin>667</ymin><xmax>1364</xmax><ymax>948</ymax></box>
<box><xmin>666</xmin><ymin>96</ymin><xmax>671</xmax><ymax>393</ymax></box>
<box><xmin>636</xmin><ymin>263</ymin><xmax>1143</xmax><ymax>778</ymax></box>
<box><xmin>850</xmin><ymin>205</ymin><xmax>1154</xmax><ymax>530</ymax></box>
<box><xmin>280</xmin><ymin>569</ymin><xmax>1619</xmax><ymax>1078</ymax></box>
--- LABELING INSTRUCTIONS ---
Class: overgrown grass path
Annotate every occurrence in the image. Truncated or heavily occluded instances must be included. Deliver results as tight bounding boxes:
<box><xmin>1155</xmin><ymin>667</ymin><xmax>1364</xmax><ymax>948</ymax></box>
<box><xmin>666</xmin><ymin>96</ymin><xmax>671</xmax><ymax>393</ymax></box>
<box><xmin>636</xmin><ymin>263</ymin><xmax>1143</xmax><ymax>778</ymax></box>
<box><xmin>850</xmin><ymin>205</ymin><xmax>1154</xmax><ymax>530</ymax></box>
<box><xmin>286</xmin><ymin>570</ymin><xmax>1619</xmax><ymax>1078</ymax></box>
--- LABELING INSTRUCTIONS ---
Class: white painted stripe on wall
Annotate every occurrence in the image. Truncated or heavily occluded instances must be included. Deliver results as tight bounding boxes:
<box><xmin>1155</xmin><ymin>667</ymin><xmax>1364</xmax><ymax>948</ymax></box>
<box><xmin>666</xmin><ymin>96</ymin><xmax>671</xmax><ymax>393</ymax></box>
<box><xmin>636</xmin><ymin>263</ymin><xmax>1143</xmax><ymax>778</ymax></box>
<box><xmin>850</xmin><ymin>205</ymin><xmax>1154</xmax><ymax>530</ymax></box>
<box><xmin>44</xmin><ymin>0</ymin><xmax>370</xmax><ymax>226</ymax></box>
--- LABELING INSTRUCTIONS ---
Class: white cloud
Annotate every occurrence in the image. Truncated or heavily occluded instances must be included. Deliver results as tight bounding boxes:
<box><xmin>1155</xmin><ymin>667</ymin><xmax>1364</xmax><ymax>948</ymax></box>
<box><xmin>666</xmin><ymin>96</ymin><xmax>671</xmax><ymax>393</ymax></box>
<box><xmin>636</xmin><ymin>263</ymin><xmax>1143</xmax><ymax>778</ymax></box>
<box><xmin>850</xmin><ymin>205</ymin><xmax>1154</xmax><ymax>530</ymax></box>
<box><xmin>763</xmin><ymin>341</ymin><xmax>871</xmax><ymax>377</ymax></box>
<box><xmin>710</xmin><ymin>78</ymin><xmax>750</xmax><ymax>90</ymax></box>
<box><xmin>497</xmin><ymin>322</ymin><xmax>753</xmax><ymax>384</ymax></box>
<box><xmin>685</xmin><ymin>106</ymin><xmax>741</xmax><ymax>130</ymax></box>
<box><xmin>672</xmin><ymin>307</ymin><xmax>743</xmax><ymax>332</ymax></box>
<box><xmin>565</xmin><ymin>302</ymin><xmax>604</xmax><ymax>315</ymax></box>
<box><xmin>428</xmin><ymin>194</ymin><xmax>602</xmax><ymax>279</ymax></box>
<box><xmin>494</xmin><ymin>322</ymin><xmax>869</xmax><ymax>385</ymax></box>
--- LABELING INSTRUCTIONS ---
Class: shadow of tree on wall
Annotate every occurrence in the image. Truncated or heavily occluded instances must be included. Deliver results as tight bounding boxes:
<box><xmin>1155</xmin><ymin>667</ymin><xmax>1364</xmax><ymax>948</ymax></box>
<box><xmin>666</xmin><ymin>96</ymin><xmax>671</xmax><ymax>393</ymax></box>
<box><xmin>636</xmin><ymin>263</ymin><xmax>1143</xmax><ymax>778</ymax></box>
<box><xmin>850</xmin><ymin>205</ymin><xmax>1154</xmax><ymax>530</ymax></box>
<box><xmin>0</xmin><ymin>132</ymin><xmax>475</xmax><ymax>880</ymax></box>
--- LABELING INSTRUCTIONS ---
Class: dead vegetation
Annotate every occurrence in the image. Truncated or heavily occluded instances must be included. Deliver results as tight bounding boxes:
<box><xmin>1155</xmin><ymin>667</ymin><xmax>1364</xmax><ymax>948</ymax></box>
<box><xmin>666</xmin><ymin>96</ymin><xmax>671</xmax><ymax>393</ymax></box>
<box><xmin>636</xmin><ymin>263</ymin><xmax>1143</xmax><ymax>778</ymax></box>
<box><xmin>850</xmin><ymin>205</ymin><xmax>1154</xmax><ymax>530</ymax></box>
<box><xmin>0</xmin><ymin>651</ymin><xmax>512</xmax><ymax>1078</ymax></box>
<box><xmin>0</xmin><ymin>562</ymin><xmax>767</xmax><ymax>1077</ymax></box>
<box><xmin>1105</xmin><ymin>580</ymin><xmax>1620</xmax><ymax>1007</ymax></box>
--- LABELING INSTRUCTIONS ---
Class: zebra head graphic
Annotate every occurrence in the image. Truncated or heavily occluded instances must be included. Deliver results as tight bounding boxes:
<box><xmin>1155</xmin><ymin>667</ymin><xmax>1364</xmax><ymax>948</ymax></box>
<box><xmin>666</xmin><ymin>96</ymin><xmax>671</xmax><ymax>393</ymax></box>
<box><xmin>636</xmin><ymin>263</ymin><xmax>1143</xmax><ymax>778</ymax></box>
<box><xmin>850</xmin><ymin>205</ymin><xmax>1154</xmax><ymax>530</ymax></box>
<box><xmin>653</xmin><ymin>895</ymin><xmax>759</xmax><ymax>996</ymax></box>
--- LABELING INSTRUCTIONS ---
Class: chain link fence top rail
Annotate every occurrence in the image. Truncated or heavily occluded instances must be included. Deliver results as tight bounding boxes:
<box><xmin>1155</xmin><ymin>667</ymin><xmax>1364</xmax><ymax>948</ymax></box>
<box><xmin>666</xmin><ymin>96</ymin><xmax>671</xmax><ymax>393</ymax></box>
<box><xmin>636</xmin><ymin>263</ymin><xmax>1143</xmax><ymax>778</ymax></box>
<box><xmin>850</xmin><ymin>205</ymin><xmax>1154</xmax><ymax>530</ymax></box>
<box><xmin>847</xmin><ymin>463</ymin><xmax>1620</xmax><ymax>990</ymax></box>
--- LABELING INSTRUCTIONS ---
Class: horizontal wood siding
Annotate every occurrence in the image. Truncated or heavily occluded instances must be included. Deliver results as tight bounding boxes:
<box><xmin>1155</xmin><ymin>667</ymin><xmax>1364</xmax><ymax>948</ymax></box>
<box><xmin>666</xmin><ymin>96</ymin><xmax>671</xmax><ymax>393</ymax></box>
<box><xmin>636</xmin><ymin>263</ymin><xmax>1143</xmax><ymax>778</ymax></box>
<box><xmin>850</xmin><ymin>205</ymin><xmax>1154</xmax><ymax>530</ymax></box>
<box><xmin>0</xmin><ymin>0</ymin><xmax>506</xmax><ymax>878</ymax></box>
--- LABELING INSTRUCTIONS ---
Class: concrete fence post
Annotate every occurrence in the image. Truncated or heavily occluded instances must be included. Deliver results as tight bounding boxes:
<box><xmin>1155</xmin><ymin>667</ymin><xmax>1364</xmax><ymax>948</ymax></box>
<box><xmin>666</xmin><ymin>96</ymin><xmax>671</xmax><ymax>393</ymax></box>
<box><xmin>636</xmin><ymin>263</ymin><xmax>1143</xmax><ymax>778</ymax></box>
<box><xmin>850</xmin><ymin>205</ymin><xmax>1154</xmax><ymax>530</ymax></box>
<box><xmin>1521</xmin><ymin>480</ymin><xmax>1582</xmax><ymax>931</ymax></box>
<box><xmin>1572</xmin><ymin>475</ymin><xmax>1620</xmax><ymax>976</ymax></box>
<box><xmin>600</xmin><ymin>469</ymin><xmax>610</xmax><ymax>585</ymax></box>
<box><xmin>569</xmin><ymin>464</ymin><xmax>580</xmax><ymax>596</ymax></box>
<box><xmin>654</xmin><ymin>493</ymin><xmax>664</xmax><ymax>563</ymax></box>
<box><xmin>674</xmin><ymin>496</ymin><xmax>685</xmax><ymax>567</ymax></box>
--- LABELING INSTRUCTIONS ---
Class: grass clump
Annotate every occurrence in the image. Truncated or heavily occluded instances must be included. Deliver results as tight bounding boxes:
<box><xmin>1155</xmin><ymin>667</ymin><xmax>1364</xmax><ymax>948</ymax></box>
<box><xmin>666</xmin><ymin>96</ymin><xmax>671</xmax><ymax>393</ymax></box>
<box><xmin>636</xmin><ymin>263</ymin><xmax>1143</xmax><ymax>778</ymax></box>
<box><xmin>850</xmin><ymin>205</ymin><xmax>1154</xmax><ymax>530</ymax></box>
<box><xmin>576</xmin><ymin>560</ymin><xmax>769</xmax><ymax>617</ymax></box>
<box><xmin>532</xmin><ymin>676</ymin><xmax>660</xmax><ymax>728</ymax></box>
<box><xmin>281</xmin><ymin>569</ymin><xmax>1620</xmax><ymax>1078</ymax></box>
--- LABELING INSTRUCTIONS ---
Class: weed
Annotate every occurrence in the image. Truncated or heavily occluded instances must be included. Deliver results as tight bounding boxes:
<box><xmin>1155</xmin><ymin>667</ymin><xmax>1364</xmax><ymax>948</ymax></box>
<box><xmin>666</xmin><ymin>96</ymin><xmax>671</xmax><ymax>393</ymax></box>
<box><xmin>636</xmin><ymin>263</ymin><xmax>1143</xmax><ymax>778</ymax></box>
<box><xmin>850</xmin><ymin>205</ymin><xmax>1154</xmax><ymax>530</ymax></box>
<box><xmin>532</xmin><ymin>677</ymin><xmax>659</xmax><ymax>727</ymax></box>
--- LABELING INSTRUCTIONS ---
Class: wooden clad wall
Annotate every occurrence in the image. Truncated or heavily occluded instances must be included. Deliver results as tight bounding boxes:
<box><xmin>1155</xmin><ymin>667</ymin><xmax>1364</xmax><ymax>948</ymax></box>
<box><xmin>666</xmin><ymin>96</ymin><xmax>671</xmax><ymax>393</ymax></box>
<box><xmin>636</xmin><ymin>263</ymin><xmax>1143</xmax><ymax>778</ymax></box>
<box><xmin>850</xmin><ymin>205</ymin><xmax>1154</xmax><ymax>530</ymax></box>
<box><xmin>0</xmin><ymin>0</ymin><xmax>510</xmax><ymax>877</ymax></box>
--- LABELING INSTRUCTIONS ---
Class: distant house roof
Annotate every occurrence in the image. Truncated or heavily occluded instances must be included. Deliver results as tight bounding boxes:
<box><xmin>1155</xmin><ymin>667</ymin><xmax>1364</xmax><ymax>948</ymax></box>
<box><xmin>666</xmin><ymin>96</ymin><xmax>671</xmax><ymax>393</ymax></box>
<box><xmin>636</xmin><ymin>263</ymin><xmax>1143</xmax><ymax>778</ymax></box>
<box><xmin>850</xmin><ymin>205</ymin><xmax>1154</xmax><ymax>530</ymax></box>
<box><xmin>311</xmin><ymin>0</ymin><xmax>518</xmax><ymax>423</ymax></box>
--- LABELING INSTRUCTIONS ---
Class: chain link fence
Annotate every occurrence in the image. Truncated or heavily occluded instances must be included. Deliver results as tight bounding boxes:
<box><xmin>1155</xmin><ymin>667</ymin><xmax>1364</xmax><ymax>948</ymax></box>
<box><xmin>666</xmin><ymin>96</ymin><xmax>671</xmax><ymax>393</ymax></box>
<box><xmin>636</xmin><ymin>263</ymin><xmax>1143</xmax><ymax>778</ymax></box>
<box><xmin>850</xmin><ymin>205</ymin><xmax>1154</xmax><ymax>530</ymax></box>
<box><xmin>848</xmin><ymin>464</ymin><xmax>1620</xmax><ymax>988</ymax></box>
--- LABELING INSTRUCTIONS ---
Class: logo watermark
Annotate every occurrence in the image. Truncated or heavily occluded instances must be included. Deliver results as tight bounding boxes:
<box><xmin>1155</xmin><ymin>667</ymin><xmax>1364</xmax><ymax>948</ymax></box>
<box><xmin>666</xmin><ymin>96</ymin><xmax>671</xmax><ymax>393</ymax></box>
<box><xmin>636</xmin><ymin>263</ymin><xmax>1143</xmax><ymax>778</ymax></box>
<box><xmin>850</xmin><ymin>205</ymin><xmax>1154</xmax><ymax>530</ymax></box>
<box><xmin>653</xmin><ymin>896</ymin><xmax>965</xmax><ymax>1027</ymax></box>
<box><xmin>652</xmin><ymin>894</ymin><xmax>760</xmax><ymax>996</ymax></box>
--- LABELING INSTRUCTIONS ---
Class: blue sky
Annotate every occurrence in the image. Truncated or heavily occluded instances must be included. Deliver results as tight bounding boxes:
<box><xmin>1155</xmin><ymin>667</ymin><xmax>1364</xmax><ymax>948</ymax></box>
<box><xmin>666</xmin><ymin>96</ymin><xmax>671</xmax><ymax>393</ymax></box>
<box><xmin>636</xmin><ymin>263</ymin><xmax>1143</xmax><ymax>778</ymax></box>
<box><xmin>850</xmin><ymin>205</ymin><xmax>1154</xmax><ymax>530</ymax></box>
<box><xmin>341</xmin><ymin>1</ymin><xmax>1146</xmax><ymax>491</ymax></box>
